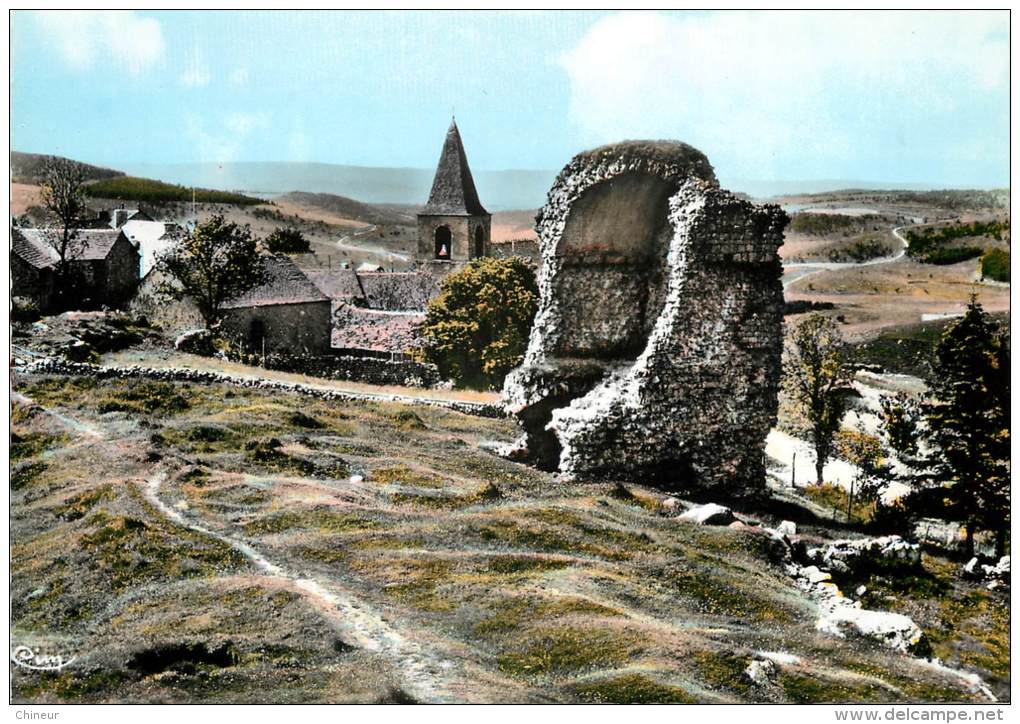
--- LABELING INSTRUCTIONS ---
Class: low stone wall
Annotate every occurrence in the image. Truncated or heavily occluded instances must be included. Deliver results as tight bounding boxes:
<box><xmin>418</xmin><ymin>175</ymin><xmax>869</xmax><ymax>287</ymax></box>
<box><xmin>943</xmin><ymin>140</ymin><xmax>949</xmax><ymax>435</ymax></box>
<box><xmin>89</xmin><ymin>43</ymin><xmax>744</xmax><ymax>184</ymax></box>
<box><xmin>18</xmin><ymin>358</ymin><xmax>504</xmax><ymax>419</ymax></box>
<box><xmin>261</xmin><ymin>353</ymin><xmax>442</xmax><ymax>388</ymax></box>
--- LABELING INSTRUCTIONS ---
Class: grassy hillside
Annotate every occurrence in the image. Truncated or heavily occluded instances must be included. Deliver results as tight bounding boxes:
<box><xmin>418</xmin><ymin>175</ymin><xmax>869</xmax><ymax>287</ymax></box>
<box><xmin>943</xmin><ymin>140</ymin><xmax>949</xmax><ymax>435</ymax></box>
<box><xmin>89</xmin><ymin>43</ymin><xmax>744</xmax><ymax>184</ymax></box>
<box><xmin>86</xmin><ymin>177</ymin><xmax>263</xmax><ymax>206</ymax></box>
<box><xmin>278</xmin><ymin>191</ymin><xmax>414</xmax><ymax>226</ymax></box>
<box><xmin>12</xmin><ymin>151</ymin><xmax>124</xmax><ymax>185</ymax></box>
<box><xmin>9</xmin><ymin>372</ymin><xmax>1005</xmax><ymax>703</ymax></box>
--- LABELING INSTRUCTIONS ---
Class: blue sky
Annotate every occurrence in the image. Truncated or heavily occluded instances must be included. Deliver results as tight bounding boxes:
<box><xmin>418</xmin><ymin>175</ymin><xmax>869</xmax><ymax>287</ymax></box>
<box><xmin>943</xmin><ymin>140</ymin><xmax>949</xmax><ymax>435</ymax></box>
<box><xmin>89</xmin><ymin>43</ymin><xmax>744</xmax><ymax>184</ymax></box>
<box><xmin>11</xmin><ymin>10</ymin><xmax>1010</xmax><ymax>187</ymax></box>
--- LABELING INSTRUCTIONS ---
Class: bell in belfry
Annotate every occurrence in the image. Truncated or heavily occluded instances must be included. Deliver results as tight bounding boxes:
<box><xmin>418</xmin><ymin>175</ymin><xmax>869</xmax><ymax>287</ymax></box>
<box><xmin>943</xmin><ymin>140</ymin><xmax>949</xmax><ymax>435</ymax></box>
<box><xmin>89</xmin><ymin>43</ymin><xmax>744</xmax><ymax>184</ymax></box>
<box><xmin>439</xmin><ymin>244</ymin><xmax>449</xmax><ymax>258</ymax></box>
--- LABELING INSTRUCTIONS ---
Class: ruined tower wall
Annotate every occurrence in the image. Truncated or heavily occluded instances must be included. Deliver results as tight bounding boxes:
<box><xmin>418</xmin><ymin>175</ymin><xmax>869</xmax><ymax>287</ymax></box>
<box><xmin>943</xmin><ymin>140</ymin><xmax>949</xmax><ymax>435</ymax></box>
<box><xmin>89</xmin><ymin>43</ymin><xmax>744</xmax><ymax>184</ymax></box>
<box><xmin>503</xmin><ymin>141</ymin><xmax>787</xmax><ymax>498</ymax></box>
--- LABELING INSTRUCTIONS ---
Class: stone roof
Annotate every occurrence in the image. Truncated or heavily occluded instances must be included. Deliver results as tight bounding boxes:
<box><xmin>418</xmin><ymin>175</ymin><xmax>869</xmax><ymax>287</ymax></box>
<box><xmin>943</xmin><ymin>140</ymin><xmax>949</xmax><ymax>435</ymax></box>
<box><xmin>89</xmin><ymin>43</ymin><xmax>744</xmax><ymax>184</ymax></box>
<box><xmin>222</xmin><ymin>256</ymin><xmax>330</xmax><ymax>309</ymax></box>
<box><xmin>306</xmin><ymin>269</ymin><xmax>436</xmax><ymax>313</ymax></box>
<box><xmin>14</xmin><ymin>228</ymin><xmax>131</xmax><ymax>266</ymax></box>
<box><xmin>331</xmin><ymin>304</ymin><xmax>424</xmax><ymax>354</ymax></box>
<box><xmin>306</xmin><ymin>268</ymin><xmax>364</xmax><ymax>302</ymax></box>
<box><xmin>12</xmin><ymin>228</ymin><xmax>58</xmax><ymax>269</ymax></box>
<box><xmin>421</xmin><ymin>119</ymin><xmax>488</xmax><ymax>217</ymax></box>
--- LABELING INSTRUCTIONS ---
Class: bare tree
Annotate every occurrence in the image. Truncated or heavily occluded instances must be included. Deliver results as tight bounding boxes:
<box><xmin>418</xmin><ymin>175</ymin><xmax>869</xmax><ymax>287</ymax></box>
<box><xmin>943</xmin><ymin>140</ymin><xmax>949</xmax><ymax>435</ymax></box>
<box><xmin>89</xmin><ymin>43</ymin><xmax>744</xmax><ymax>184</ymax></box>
<box><xmin>40</xmin><ymin>157</ymin><xmax>90</xmax><ymax>305</ymax></box>
<box><xmin>785</xmin><ymin>314</ymin><xmax>856</xmax><ymax>485</ymax></box>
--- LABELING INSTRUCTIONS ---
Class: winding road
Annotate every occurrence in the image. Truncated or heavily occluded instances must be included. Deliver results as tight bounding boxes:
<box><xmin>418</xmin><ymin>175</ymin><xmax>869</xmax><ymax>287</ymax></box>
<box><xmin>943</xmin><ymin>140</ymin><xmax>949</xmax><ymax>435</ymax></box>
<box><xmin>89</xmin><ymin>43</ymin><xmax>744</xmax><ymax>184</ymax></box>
<box><xmin>782</xmin><ymin>225</ymin><xmax>908</xmax><ymax>289</ymax></box>
<box><xmin>336</xmin><ymin>224</ymin><xmax>411</xmax><ymax>264</ymax></box>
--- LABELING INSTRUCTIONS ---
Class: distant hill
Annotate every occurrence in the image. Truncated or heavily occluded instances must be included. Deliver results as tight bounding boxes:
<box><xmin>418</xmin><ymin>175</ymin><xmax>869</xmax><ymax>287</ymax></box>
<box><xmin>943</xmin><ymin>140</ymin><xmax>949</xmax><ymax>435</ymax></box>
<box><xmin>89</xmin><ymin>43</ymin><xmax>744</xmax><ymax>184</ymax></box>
<box><xmin>121</xmin><ymin>162</ymin><xmax>558</xmax><ymax>211</ymax></box>
<box><xmin>86</xmin><ymin>176</ymin><xmax>263</xmax><ymax>206</ymax></box>
<box><xmin>278</xmin><ymin>191</ymin><xmax>415</xmax><ymax>226</ymax></box>
<box><xmin>11</xmin><ymin>151</ymin><xmax>125</xmax><ymax>185</ymax></box>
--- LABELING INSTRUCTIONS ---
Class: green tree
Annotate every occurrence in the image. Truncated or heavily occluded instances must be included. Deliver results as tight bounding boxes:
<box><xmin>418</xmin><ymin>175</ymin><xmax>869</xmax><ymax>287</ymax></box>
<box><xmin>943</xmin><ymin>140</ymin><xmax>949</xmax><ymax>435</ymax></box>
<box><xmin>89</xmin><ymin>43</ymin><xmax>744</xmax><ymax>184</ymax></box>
<box><xmin>925</xmin><ymin>299</ymin><xmax>1009</xmax><ymax>556</ymax></box>
<box><xmin>40</xmin><ymin>157</ymin><xmax>89</xmax><ymax>308</ymax></box>
<box><xmin>785</xmin><ymin>315</ymin><xmax>856</xmax><ymax>485</ymax></box>
<box><xmin>265</xmin><ymin>227</ymin><xmax>310</xmax><ymax>254</ymax></box>
<box><xmin>156</xmin><ymin>215</ymin><xmax>265</xmax><ymax>330</ymax></box>
<box><xmin>881</xmin><ymin>299</ymin><xmax>1010</xmax><ymax>556</ymax></box>
<box><xmin>417</xmin><ymin>257</ymin><xmax>538</xmax><ymax>389</ymax></box>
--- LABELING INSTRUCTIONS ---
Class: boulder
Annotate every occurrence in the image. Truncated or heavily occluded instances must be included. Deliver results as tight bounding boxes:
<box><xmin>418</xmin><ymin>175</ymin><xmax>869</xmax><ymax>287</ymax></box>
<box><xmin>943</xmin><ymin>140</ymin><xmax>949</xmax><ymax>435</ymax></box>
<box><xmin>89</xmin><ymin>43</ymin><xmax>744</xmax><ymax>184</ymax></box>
<box><xmin>678</xmin><ymin>503</ymin><xmax>735</xmax><ymax>526</ymax></box>
<box><xmin>816</xmin><ymin>599</ymin><xmax>927</xmax><ymax>654</ymax></box>
<box><xmin>776</xmin><ymin>520</ymin><xmax>797</xmax><ymax>537</ymax></box>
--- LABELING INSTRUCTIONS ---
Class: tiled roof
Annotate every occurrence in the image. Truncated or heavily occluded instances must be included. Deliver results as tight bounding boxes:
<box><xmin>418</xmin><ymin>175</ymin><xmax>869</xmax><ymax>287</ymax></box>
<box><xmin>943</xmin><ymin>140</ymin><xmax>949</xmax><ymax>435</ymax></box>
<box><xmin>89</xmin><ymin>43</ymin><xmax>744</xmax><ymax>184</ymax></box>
<box><xmin>331</xmin><ymin>303</ymin><xmax>424</xmax><ymax>354</ymax></box>
<box><xmin>421</xmin><ymin>119</ymin><xmax>488</xmax><ymax>216</ymax></box>
<box><xmin>222</xmin><ymin>255</ymin><xmax>330</xmax><ymax>309</ymax></box>
<box><xmin>14</xmin><ymin>228</ymin><xmax>129</xmax><ymax>264</ymax></box>
<box><xmin>356</xmin><ymin>272</ymin><xmax>436</xmax><ymax>312</ymax></box>
<box><xmin>12</xmin><ymin>228</ymin><xmax>58</xmax><ymax>269</ymax></box>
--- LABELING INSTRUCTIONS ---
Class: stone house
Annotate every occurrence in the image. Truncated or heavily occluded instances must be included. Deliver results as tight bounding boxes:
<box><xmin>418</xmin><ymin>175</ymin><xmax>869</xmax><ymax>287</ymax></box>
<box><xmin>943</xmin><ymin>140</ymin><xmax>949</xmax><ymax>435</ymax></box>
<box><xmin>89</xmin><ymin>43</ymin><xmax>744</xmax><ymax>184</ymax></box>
<box><xmin>307</xmin><ymin>268</ymin><xmax>434</xmax><ymax>359</ymax></box>
<box><xmin>131</xmin><ymin>255</ymin><xmax>332</xmax><ymax>356</ymax></box>
<box><xmin>12</xmin><ymin>228</ymin><xmax>140</xmax><ymax>310</ymax></box>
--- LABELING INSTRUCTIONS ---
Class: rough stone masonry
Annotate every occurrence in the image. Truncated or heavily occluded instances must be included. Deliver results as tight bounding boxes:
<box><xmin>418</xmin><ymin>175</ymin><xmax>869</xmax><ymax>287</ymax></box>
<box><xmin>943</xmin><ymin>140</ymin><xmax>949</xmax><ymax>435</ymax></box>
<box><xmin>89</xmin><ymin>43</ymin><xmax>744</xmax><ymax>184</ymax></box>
<box><xmin>502</xmin><ymin>140</ymin><xmax>788</xmax><ymax>498</ymax></box>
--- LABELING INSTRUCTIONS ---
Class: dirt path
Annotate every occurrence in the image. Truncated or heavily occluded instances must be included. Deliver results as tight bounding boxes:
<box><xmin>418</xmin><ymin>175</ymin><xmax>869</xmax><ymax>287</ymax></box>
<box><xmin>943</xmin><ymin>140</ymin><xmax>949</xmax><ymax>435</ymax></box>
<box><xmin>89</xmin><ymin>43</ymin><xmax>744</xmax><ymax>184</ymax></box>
<box><xmin>336</xmin><ymin>224</ymin><xmax>410</xmax><ymax>263</ymax></box>
<box><xmin>12</xmin><ymin>391</ymin><xmax>105</xmax><ymax>440</ymax></box>
<box><xmin>141</xmin><ymin>471</ymin><xmax>461</xmax><ymax>703</ymax></box>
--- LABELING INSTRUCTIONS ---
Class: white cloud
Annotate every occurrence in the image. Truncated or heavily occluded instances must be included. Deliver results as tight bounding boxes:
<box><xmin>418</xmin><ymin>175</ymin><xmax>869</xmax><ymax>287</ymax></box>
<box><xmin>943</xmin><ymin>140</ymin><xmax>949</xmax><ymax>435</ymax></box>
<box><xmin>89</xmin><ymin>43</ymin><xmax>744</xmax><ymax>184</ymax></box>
<box><xmin>33</xmin><ymin>10</ymin><xmax>164</xmax><ymax>76</ymax></box>
<box><xmin>560</xmin><ymin>11</ymin><xmax>1008</xmax><ymax>179</ymax></box>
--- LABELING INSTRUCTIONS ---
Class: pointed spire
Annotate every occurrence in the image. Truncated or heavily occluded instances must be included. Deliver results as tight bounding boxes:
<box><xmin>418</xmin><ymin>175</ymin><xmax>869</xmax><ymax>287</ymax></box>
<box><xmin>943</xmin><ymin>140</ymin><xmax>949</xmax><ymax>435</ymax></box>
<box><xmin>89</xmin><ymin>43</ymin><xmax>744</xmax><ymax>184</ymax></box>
<box><xmin>422</xmin><ymin>118</ymin><xmax>488</xmax><ymax>216</ymax></box>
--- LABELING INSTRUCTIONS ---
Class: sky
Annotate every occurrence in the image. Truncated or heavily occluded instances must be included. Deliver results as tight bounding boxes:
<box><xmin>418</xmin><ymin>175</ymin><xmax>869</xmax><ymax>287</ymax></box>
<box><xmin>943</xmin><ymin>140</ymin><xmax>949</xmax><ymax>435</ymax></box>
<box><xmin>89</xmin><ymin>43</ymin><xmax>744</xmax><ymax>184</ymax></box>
<box><xmin>10</xmin><ymin>10</ymin><xmax>1011</xmax><ymax>188</ymax></box>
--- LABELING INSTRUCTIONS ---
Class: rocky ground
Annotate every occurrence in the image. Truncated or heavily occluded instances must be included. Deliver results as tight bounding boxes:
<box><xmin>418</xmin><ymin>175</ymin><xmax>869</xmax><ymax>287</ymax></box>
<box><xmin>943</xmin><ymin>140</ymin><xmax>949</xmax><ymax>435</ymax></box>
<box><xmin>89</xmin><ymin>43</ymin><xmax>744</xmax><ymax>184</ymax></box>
<box><xmin>10</xmin><ymin>372</ymin><xmax>1009</xmax><ymax>704</ymax></box>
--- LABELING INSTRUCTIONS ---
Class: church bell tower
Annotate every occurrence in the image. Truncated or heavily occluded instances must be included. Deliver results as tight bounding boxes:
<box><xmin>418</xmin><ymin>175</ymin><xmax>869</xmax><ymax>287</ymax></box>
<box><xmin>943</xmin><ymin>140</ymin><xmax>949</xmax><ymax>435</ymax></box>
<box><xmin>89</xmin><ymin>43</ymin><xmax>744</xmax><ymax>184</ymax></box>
<box><xmin>417</xmin><ymin>119</ymin><xmax>491</xmax><ymax>265</ymax></box>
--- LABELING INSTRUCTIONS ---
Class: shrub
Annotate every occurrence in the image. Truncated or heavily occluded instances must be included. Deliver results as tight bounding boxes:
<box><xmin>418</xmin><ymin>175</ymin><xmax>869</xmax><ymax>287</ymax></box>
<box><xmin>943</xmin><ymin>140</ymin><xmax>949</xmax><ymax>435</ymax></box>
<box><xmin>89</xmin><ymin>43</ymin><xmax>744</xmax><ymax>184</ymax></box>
<box><xmin>980</xmin><ymin>248</ymin><xmax>1010</xmax><ymax>282</ymax></box>
<box><xmin>417</xmin><ymin>257</ymin><xmax>538</xmax><ymax>389</ymax></box>
<box><xmin>906</xmin><ymin>219</ymin><xmax>1008</xmax><ymax>265</ymax></box>
<box><xmin>923</xmin><ymin>246</ymin><xmax>982</xmax><ymax>265</ymax></box>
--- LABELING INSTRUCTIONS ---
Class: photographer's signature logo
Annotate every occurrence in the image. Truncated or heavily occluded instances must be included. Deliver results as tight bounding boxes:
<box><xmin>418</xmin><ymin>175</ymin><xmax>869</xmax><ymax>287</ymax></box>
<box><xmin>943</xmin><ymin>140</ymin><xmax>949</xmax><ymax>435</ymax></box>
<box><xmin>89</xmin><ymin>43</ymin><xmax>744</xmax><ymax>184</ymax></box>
<box><xmin>11</xmin><ymin>646</ymin><xmax>76</xmax><ymax>671</ymax></box>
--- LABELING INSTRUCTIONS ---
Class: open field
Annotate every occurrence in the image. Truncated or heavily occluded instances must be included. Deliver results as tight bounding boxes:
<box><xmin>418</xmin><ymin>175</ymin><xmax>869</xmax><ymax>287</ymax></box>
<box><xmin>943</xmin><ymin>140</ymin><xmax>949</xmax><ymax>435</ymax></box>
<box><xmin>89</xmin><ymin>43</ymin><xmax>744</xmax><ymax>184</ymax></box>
<box><xmin>12</xmin><ymin>182</ymin><xmax>43</xmax><ymax>216</ymax></box>
<box><xmin>9</xmin><ymin>373</ymin><xmax>1008</xmax><ymax>703</ymax></box>
<box><xmin>776</xmin><ymin>190</ymin><xmax>1009</xmax><ymax>339</ymax></box>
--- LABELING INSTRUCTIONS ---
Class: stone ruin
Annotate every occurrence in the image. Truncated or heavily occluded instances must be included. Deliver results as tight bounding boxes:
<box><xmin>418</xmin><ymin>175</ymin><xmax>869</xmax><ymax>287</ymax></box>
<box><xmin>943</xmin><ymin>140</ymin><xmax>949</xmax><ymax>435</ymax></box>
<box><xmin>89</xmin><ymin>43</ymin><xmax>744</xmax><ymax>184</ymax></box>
<box><xmin>502</xmin><ymin>141</ymin><xmax>788</xmax><ymax>498</ymax></box>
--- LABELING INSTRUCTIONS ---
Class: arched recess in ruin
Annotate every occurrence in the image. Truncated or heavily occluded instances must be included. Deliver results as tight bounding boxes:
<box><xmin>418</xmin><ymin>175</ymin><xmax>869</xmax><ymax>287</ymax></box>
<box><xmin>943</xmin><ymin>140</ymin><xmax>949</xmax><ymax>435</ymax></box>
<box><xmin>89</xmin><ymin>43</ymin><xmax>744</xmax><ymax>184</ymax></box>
<box><xmin>551</xmin><ymin>172</ymin><xmax>675</xmax><ymax>359</ymax></box>
<box><xmin>474</xmin><ymin>226</ymin><xmax>485</xmax><ymax>258</ymax></box>
<box><xmin>434</xmin><ymin>225</ymin><xmax>452</xmax><ymax>259</ymax></box>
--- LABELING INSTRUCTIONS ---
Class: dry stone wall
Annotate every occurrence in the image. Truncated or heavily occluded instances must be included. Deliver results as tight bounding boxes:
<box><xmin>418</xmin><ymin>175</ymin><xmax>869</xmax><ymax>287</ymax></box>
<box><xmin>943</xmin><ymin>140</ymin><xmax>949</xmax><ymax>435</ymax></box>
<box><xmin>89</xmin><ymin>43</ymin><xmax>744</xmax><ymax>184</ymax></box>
<box><xmin>502</xmin><ymin>141</ymin><xmax>787</xmax><ymax>498</ymax></box>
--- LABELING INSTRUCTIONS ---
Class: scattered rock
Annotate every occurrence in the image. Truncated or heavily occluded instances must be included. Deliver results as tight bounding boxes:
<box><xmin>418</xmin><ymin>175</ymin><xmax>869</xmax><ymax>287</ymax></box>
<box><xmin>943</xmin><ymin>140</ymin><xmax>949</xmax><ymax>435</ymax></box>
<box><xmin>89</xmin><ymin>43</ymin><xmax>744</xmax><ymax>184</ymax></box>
<box><xmin>788</xmin><ymin>560</ymin><xmax>927</xmax><ymax>654</ymax></box>
<box><xmin>802</xmin><ymin>566</ymin><xmax>832</xmax><ymax>584</ymax></box>
<box><xmin>677</xmin><ymin>503</ymin><xmax>735</xmax><ymax>526</ymax></box>
<box><xmin>806</xmin><ymin>535</ymin><xmax>920</xmax><ymax>575</ymax></box>
<box><xmin>744</xmin><ymin>657</ymin><xmax>777</xmax><ymax>686</ymax></box>
<box><xmin>756</xmin><ymin>650</ymin><xmax>801</xmax><ymax>666</ymax></box>
<box><xmin>962</xmin><ymin>555</ymin><xmax>1009</xmax><ymax>589</ymax></box>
